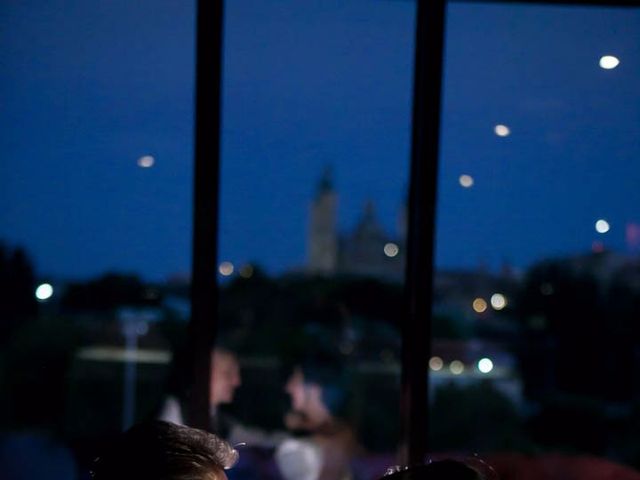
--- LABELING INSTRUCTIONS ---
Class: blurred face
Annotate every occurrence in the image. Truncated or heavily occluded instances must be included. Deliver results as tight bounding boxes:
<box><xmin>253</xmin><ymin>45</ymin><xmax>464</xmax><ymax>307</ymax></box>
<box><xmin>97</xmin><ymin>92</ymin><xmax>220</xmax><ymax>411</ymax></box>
<box><xmin>285</xmin><ymin>367</ymin><xmax>307</xmax><ymax>411</ymax></box>
<box><xmin>210</xmin><ymin>350</ymin><xmax>241</xmax><ymax>407</ymax></box>
<box><xmin>284</xmin><ymin>367</ymin><xmax>331</xmax><ymax>427</ymax></box>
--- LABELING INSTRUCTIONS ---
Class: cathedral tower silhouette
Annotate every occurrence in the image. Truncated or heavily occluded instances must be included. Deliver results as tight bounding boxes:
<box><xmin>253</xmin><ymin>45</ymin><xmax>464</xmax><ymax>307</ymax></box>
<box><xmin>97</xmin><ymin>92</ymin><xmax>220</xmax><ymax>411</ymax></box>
<box><xmin>307</xmin><ymin>167</ymin><xmax>338</xmax><ymax>274</ymax></box>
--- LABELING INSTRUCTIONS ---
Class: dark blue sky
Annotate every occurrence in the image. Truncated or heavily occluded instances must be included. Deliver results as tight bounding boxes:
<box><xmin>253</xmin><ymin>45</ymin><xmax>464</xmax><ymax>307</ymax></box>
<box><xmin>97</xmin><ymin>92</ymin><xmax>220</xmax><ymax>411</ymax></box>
<box><xmin>1</xmin><ymin>0</ymin><xmax>639</xmax><ymax>281</ymax></box>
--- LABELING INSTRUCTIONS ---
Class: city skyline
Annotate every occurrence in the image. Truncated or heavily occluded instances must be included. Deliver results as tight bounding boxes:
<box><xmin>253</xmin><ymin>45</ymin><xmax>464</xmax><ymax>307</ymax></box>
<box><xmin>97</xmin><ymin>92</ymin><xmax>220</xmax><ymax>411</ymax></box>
<box><xmin>1</xmin><ymin>0</ymin><xmax>639</xmax><ymax>281</ymax></box>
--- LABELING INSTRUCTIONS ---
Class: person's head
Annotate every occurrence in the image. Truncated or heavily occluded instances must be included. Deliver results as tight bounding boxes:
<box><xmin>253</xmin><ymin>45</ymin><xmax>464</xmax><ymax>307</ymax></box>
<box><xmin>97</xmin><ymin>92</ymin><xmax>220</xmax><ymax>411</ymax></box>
<box><xmin>284</xmin><ymin>352</ymin><xmax>351</xmax><ymax>430</ymax></box>
<box><xmin>92</xmin><ymin>421</ymin><xmax>238</xmax><ymax>480</ymax></box>
<box><xmin>285</xmin><ymin>366</ymin><xmax>333</xmax><ymax>428</ymax></box>
<box><xmin>210</xmin><ymin>348</ymin><xmax>241</xmax><ymax>407</ymax></box>
<box><xmin>381</xmin><ymin>460</ymin><xmax>484</xmax><ymax>480</ymax></box>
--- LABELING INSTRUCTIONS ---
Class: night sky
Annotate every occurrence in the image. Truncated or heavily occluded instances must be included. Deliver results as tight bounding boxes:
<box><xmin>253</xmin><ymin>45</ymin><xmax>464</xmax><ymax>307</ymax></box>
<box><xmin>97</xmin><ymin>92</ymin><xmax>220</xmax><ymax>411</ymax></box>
<box><xmin>1</xmin><ymin>0</ymin><xmax>639</xmax><ymax>281</ymax></box>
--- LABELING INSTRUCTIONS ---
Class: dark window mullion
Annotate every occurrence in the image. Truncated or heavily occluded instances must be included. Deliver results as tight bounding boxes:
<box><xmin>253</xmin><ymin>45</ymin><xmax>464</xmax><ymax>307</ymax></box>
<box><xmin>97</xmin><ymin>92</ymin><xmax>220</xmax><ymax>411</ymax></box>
<box><xmin>401</xmin><ymin>0</ymin><xmax>447</xmax><ymax>465</ymax></box>
<box><xmin>189</xmin><ymin>0</ymin><xmax>225</xmax><ymax>430</ymax></box>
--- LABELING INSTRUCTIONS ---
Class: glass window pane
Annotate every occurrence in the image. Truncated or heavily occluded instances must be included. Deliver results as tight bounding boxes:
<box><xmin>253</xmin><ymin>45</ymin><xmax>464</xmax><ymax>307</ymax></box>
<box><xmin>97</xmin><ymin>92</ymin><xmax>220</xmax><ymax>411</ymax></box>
<box><xmin>0</xmin><ymin>1</ymin><xmax>195</xmax><ymax>477</ymax></box>
<box><xmin>218</xmin><ymin>1</ymin><xmax>415</xmax><ymax>478</ymax></box>
<box><xmin>434</xmin><ymin>3</ymin><xmax>640</xmax><ymax>476</ymax></box>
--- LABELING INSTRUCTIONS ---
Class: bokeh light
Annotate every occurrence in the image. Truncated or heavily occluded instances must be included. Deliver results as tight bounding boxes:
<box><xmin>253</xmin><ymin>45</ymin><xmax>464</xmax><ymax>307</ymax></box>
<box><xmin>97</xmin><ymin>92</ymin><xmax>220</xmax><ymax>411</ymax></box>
<box><xmin>137</xmin><ymin>155</ymin><xmax>155</xmax><ymax>168</ymax></box>
<box><xmin>595</xmin><ymin>219</ymin><xmax>610</xmax><ymax>233</ymax></box>
<box><xmin>384</xmin><ymin>242</ymin><xmax>399</xmax><ymax>258</ymax></box>
<box><xmin>429</xmin><ymin>356</ymin><xmax>443</xmax><ymax>371</ymax></box>
<box><xmin>450</xmin><ymin>360</ymin><xmax>464</xmax><ymax>375</ymax></box>
<box><xmin>459</xmin><ymin>174</ymin><xmax>474</xmax><ymax>188</ymax></box>
<box><xmin>490</xmin><ymin>293</ymin><xmax>507</xmax><ymax>310</ymax></box>
<box><xmin>478</xmin><ymin>357</ymin><xmax>494</xmax><ymax>374</ymax></box>
<box><xmin>494</xmin><ymin>124</ymin><xmax>511</xmax><ymax>137</ymax></box>
<box><xmin>599</xmin><ymin>55</ymin><xmax>620</xmax><ymax>70</ymax></box>
<box><xmin>472</xmin><ymin>297</ymin><xmax>488</xmax><ymax>313</ymax></box>
<box><xmin>35</xmin><ymin>283</ymin><xmax>53</xmax><ymax>301</ymax></box>
<box><xmin>218</xmin><ymin>261</ymin><xmax>234</xmax><ymax>276</ymax></box>
<box><xmin>239</xmin><ymin>264</ymin><xmax>254</xmax><ymax>278</ymax></box>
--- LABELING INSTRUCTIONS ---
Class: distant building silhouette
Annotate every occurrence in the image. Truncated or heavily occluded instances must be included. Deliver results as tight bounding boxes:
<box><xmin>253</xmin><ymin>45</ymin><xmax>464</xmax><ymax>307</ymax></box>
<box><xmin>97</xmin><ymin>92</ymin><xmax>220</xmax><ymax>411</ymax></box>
<box><xmin>306</xmin><ymin>169</ymin><xmax>405</xmax><ymax>281</ymax></box>
<box><xmin>307</xmin><ymin>168</ymin><xmax>338</xmax><ymax>274</ymax></box>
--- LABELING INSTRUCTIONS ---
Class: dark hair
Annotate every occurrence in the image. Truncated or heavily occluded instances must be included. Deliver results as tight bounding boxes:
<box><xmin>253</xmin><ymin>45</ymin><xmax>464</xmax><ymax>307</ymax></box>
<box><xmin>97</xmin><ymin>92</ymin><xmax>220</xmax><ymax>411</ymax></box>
<box><xmin>382</xmin><ymin>460</ymin><xmax>484</xmax><ymax>480</ymax></box>
<box><xmin>297</xmin><ymin>354</ymin><xmax>351</xmax><ymax>418</ymax></box>
<box><xmin>91</xmin><ymin>421</ymin><xmax>238</xmax><ymax>480</ymax></box>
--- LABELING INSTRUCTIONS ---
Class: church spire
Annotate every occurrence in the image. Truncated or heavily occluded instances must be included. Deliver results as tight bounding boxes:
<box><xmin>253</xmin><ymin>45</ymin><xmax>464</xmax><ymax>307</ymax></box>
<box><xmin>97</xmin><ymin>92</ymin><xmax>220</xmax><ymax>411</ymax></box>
<box><xmin>316</xmin><ymin>165</ymin><xmax>334</xmax><ymax>197</ymax></box>
<box><xmin>307</xmin><ymin>166</ymin><xmax>338</xmax><ymax>274</ymax></box>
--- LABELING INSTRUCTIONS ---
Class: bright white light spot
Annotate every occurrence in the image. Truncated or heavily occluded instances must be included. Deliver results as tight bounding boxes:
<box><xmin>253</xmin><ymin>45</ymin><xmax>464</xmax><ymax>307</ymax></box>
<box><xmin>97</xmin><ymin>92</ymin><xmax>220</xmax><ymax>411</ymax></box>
<box><xmin>137</xmin><ymin>155</ymin><xmax>155</xmax><ymax>168</ymax></box>
<box><xmin>35</xmin><ymin>283</ymin><xmax>53</xmax><ymax>301</ymax></box>
<box><xmin>384</xmin><ymin>242</ymin><xmax>399</xmax><ymax>258</ymax></box>
<box><xmin>472</xmin><ymin>297</ymin><xmax>488</xmax><ymax>313</ymax></box>
<box><xmin>218</xmin><ymin>261</ymin><xmax>234</xmax><ymax>276</ymax></box>
<box><xmin>239</xmin><ymin>264</ymin><xmax>254</xmax><ymax>279</ymax></box>
<box><xmin>490</xmin><ymin>293</ymin><xmax>507</xmax><ymax>310</ymax></box>
<box><xmin>595</xmin><ymin>219</ymin><xmax>610</xmax><ymax>234</ymax></box>
<box><xmin>459</xmin><ymin>174</ymin><xmax>474</xmax><ymax>188</ymax></box>
<box><xmin>494</xmin><ymin>125</ymin><xmax>511</xmax><ymax>137</ymax></box>
<box><xmin>429</xmin><ymin>356</ymin><xmax>443</xmax><ymax>371</ymax></box>
<box><xmin>599</xmin><ymin>55</ymin><xmax>620</xmax><ymax>70</ymax></box>
<box><xmin>478</xmin><ymin>358</ymin><xmax>494</xmax><ymax>374</ymax></box>
<box><xmin>450</xmin><ymin>360</ymin><xmax>464</xmax><ymax>375</ymax></box>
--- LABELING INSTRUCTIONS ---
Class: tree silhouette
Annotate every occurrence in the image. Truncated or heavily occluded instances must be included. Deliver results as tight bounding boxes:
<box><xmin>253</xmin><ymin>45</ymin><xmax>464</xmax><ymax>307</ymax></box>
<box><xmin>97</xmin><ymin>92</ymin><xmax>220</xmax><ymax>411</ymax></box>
<box><xmin>0</xmin><ymin>243</ymin><xmax>37</xmax><ymax>344</ymax></box>
<box><xmin>61</xmin><ymin>273</ymin><xmax>160</xmax><ymax>313</ymax></box>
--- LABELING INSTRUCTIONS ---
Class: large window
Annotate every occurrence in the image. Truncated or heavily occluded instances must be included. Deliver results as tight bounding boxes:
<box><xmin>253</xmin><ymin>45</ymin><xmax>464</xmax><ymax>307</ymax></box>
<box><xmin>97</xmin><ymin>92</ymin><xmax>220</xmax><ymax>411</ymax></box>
<box><xmin>216</xmin><ymin>1</ymin><xmax>415</xmax><ymax>478</ymax></box>
<box><xmin>431</xmin><ymin>2</ymin><xmax>640</xmax><ymax>475</ymax></box>
<box><xmin>2</xmin><ymin>1</ymin><xmax>640</xmax><ymax>479</ymax></box>
<box><xmin>0</xmin><ymin>0</ymin><xmax>196</xmax><ymax>476</ymax></box>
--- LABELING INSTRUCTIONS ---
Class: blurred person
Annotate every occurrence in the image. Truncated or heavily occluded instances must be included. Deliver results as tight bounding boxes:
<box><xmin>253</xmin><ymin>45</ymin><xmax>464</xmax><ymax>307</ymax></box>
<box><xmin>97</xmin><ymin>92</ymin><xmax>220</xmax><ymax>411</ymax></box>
<box><xmin>381</xmin><ymin>460</ymin><xmax>484</xmax><ymax>480</ymax></box>
<box><xmin>283</xmin><ymin>366</ymin><xmax>338</xmax><ymax>433</ymax></box>
<box><xmin>91</xmin><ymin>420</ymin><xmax>238</xmax><ymax>480</ymax></box>
<box><xmin>159</xmin><ymin>347</ymin><xmax>285</xmax><ymax>449</ymax></box>
<box><xmin>159</xmin><ymin>347</ymin><xmax>241</xmax><ymax>436</ymax></box>
<box><xmin>276</xmin><ymin>359</ymin><xmax>361</xmax><ymax>480</ymax></box>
